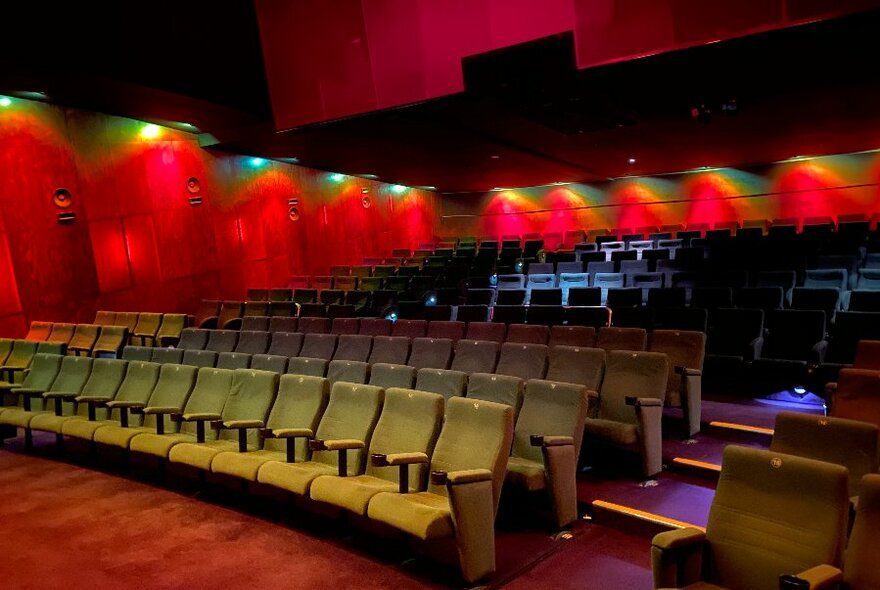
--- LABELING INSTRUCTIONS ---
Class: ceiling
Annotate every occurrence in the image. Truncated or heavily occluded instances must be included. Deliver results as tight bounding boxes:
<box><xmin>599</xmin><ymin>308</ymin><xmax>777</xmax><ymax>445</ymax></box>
<box><xmin>2</xmin><ymin>4</ymin><xmax>880</xmax><ymax>194</ymax></box>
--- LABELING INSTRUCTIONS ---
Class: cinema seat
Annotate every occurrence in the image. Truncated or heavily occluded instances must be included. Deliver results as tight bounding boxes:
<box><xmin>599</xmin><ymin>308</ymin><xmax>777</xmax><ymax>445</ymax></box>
<box><xmin>24</xmin><ymin>321</ymin><xmax>52</xmax><ymax>341</ymax></box>
<box><xmin>267</xmin><ymin>332</ymin><xmax>303</xmax><ymax>357</ymax></box>
<box><xmin>854</xmin><ymin>340</ymin><xmax>880</xmax><ymax>369</ymax></box>
<box><xmin>122</xmin><ymin>346</ymin><xmax>152</xmax><ymax>362</ymax></box>
<box><xmin>67</xmin><ymin>324</ymin><xmax>100</xmax><ymax>356</ymax></box>
<box><xmin>467</xmin><ymin>372</ymin><xmax>524</xmax><ymax>417</ymax></box>
<box><xmin>366</xmin><ymin>396</ymin><xmax>513</xmax><ymax>583</ymax></box>
<box><xmin>181</xmin><ymin>349</ymin><xmax>218</xmax><ymax>368</ymax></box>
<box><xmin>831</xmin><ymin>368</ymin><xmax>880</xmax><ymax>430</ymax></box>
<box><xmin>408</xmin><ymin>337</ymin><xmax>453</xmax><ymax>370</ymax></box>
<box><xmin>168</xmin><ymin>369</ymin><xmax>279</xmax><ymax>471</ymax></box>
<box><xmin>286</xmin><ymin>357</ymin><xmax>328</xmax><ymax>377</ymax></box>
<box><xmin>94</xmin><ymin>311</ymin><xmax>117</xmax><ymax>327</ymax></box>
<box><xmin>250</xmin><ymin>354</ymin><xmax>288</xmax><ymax>373</ymax></box>
<box><xmin>298</xmin><ymin>317</ymin><xmax>331</xmax><ymax>334</ymax></box>
<box><xmin>648</xmin><ymin>330</ymin><xmax>705</xmax><ymax>437</ymax></box>
<box><xmin>451</xmin><ymin>339</ymin><xmax>499</xmax><ymax>374</ymax></box>
<box><xmin>298</xmin><ymin>333</ymin><xmax>338</xmax><ymax>361</ymax></box>
<box><xmin>595</xmin><ymin>327</ymin><xmax>647</xmax><ymax>352</ymax></box>
<box><xmin>309</xmin><ymin>387</ymin><xmax>444</xmax><ymax>514</ymax></box>
<box><xmin>330</xmin><ymin>318</ymin><xmax>359</xmax><ymax>335</ymax></box>
<box><xmin>46</xmin><ymin>323</ymin><xmax>75</xmax><ymax>345</ymax></box>
<box><xmin>115</xmin><ymin>312</ymin><xmax>139</xmax><ymax>333</ymax></box>
<box><xmin>128</xmin><ymin>367</ymin><xmax>235</xmax><ymax>458</ymax></box>
<box><xmin>205</xmin><ymin>330</ymin><xmax>238</xmax><ymax>353</ymax></box>
<box><xmin>211</xmin><ymin>375</ymin><xmax>329</xmax><ymax>482</ymax></box>
<box><xmin>426</xmin><ymin>321</ymin><xmax>465</xmax><ymax>342</ymax></box>
<box><xmin>506</xmin><ymin>379</ymin><xmax>588</xmax><ymax>528</ymax></box>
<box><xmin>751</xmin><ymin>310</ymin><xmax>826</xmax><ymax>394</ymax></box>
<box><xmin>155</xmin><ymin>314</ymin><xmax>187</xmax><ymax>347</ymax></box>
<box><xmin>770</xmin><ymin>411</ymin><xmax>879</xmax><ymax>501</ymax></box>
<box><xmin>837</xmin><ymin>474</ymin><xmax>880</xmax><ymax>589</ymax></box>
<box><xmin>177</xmin><ymin>328</ymin><xmax>209</xmax><ymax>350</ymax></box>
<box><xmin>465</xmin><ymin>322</ymin><xmax>505</xmax><ymax>343</ymax></box>
<box><xmin>194</xmin><ymin>301</ymin><xmax>221</xmax><ymax>329</ymax></box>
<box><xmin>216</xmin><ymin>352</ymin><xmax>251</xmax><ymax>370</ymax></box>
<box><xmin>367</xmin><ymin>336</ymin><xmax>410</xmax><ymax>365</ymax></box>
<box><xmin>29</xmin><ymin>358</ymin><xmax>128</xmax><ymax>436</ymax></box>
<box><xmin>333</xmin><ymin>334</ymin><xmax>373</xmax><ymax>362</ymax></box>
<box><xmin>132</xmin><ymin>313</ymin><xmax>162</xmax><ymax>346</ymax></box>
<box><xmin>583</xmin><ymin>350</ymin><xmax>668</xmax><ymax>477</ymax></box>
<box><xmin>257</xmin><ymin>382</ymin><xmax>384</xmax><ymax>495</ymax></box>
<box><xmin>268</xmin><ymin>316</ymin><xmax>298</xmax><ymax>333</ymax></box>
<box><xmin>506</xmin><ymin>324</ymin><xmax>549</xmax><ymax>345</ymax></box>
<box><xmin>415</xmin><ymin>368</ymin><xmax>468</xmax><ymax>401</ymax></box>
<box><xmin>368</xmin><ymin>363</ymin><xmax>415</xmax><ymax>389</ymax></box>
<box><xmin>0</xmin><ymin>356</ymin><xmax>93</xmax><ymax>448</ymax></box>
<box><xmin>234</xmin><ymin>331</ymin><xmax>270</xmax><ymax>355</ymax></box>
<box><xmin>651</xmin><ymin>446</ymin><xmax>849</xmax><ymax>590</ymax></box>
<box><xmin>0</xmin><ymin>354</ymin><xmax>62</xmax><ymax>413</ymax></box>
<box><xmin>92</xmin><ymin>326</ymin><xmax>130</xmax><ymax>358</ymax></box>
<box><xmin>546</xmin><ymin>346</ymin><xmax>605</xmax><ymax>389</ymax></box>
<box><xmin>150</xmin><ymin>348</ymin><xmax>184</xmax><ymax>365</ymax></box>
<box><xmin>326</xmin><ymin>360</ymin><xmax>369</xmax><ymax>385</ymax></box>
<box><xmin>92</xmin><ymin>364</ymin><xmax>197</xmax><ymax>449</ymax></box>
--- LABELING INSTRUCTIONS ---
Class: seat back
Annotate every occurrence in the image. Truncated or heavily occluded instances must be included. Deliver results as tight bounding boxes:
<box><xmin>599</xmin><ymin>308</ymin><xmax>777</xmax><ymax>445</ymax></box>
<box><xmin>234</xmin><ymin>331</ymin><xmax>270</xmax><ymax>355</ymax></box>
<box><xmin>648</xmin><ymin>330</ymin><xmax>705</xmax><ymax>406</ymax></box>
<box><xmin>93</xmin><ymin>326</ymin><xmax>129</xmax><ymax>355</ymax></box>
<box><xmin>845</xmin><ymin>474</ymin><xmax>880</xmax><ymax>589</ymax></box>
<box><xmin>333</xmin><ymin>334</ymin><xmax>373</xmax><ymax>362</ymax></box>
<box><xmin>854</xmin><ymin>340</ymin><xmax>880</xmax><ymax>370</ymax></box>
<box><xmin>704</xmin><ymin>446</ymin><xmax>849</xmax><ymax>590</ymax></box>
<box><xmin>268</xmin><ymin>316</ymin><xmax>298</xmax><ymax>333</ymax></box>
<box><xmin>427</xmin><ymin>397</ymin><xmax>514</xmax><ymax>510</ymax></box>
<box><xmin>122</xmin><ymin>346</ymin><xmax>152</xmax><ymax>362</ymax></box>
<box><xmin>156</xmin><ymin>314</ymin><xmax>187</xmax><ymax>344</ymax></box>
<box><xmin>94</xmin><ymin>311</ymin><xmax>116</xmax><ymax>327</ymax></box>
<box><xmin>764</xmin><ymin>309</ymin><xmax>826</xmax><ymax>361</ymax></box>
<box><xmin>16</xmin><ymin>354</ymin><xmax>63</xmax><ymax>404</ymax></box>
<box><xmin>771</xmin><ymin>411</ymin><xmax>880</xmax><ymax>498</ymax></box>
<box><xmin>110</xmin><ymin>361</ymin><xmax>161</xmax><ymax>424</ymax></box>
<box><xmin>832</xmin><ymin>368</ymin><xmax>880</xmax><ymax>429</ymax></box>
<box><xmin>804</xmin><ymin>268</ymin><xmax>847</xmax><ymax>292</ymax></box>
<box><xmin>263</xmin><ymin>375</ymin><xmax>329</xmax><ymax>460</ymax></box>
<box><xmin>467</xmin><ymin>372</ymin><xmax>524</xmax><ymax>416</ymax></box>
<box><xmin>367</xmin><ymin>336</ymin><xmax>410</xmax><ymax>365</ymax></box>
<box><xmin>216</xmin><ymin>352</ymin><xmax>252</xmax><ymax>370</ymax></box>
<box><xmin>391</xmin><ymin>319</ymin><xmax>427</xmax><ymax>338</ymax></box>
<box><xmin>415</xmin><ymin>368</ymin><xmax>467</xmax><ymax>401</ymax></box>
<box><xmin>216</xmin><ymin>369</ymin><xmax>279</xmax><ymax>446</ymax></box>
<box><xmin>46</xmin><ymin>323</ymin><xmax>75</xmax><ymax>344</ymax></box>
<box><xmin>25</xmin><ymin>322</ymin><xmax>53</xmax><ymax>341</ymax></box>
<box><xmin>548</xmin><ymin>325</ymin><xmax>596</xmax><ymax>347</ymax></box>
<box><xmin>205</xmin><ymin>330</ymin><xmax>238</xmax><ymax>353</ymax></box>
<box><xmin>115</xmin><ymin>312</ymin><xmax>139</xmax><ymax>331</ymax></box>
<box><xmin>250</xmin><ymin>354</ymin><xmax>289</xmax><ymax>373</ymax></box>
<box><xmin>426</xmin><ymin>321</ymin><xmax>465</xmax><ymax>342</ymax></box>
<box><xmin>298</xmin><ymin>317</ymin><xmax>331</xmax><ymax>334</ymax></box>
<box><xmin>465</xmin><ymin>321</ymin><xmax>506</xmax><ymax>343</ymax></box>
<box><xmin>312</xmin><ymin>383</ymin><xmax>384</xmax><ymax>474</ymax></box>
<box><xmin>326</xmin><ymin>360</ymin><xmax>369</xmax><ymax>385</ymax></box>
<box><xmin>358</xmin><ymin>318</ymin><xmax>392</xmax><ymax>336</ymax></box>
<box><xmin>299</xmin><ymin>334</ymin><xmax>338</xmax><ymax>361</ymax></box>
<box><xmin>194</xmin><ymin>301</ymin><xmax>221</xmax><ymax>327</ymax></box>
<box><xmin>856</xmin><ymin>268</ymin><xmax>880</xmax><ymax>290</ymax></box>
<box><xmin>178</xmin><ymin>368</ymin><xmax>235</xmax><ymax>438</ymax></box>
<box><xmin>216</xmin><ymin>302</ymin><xmax>243</xmax><ymax>329</ymax></box>
<box><xmin>365</xmin><ymin>388</ymin><xmax>444</xmax><ymax>489</ymax></box>
<box><xmin>407</xmin><ymin>337</ymin><xmax>453</xmax><ymax>370</ymax></box>
<box><xmin>177</xmin><ymin>328</ymin><xmax>209</xmax><ymax>350</ymax></box>
<box><xmin>267</xmin><ymin>332</ymin><xmax>303</xmax><ymax>357</ymax></box>
<box><xmin>269</xmin><ymin>288</ymin><xmax>293</xmax><ymax>302</ymax></box>
<box><xmin>68</xmin><ymin>324</ymin><xmax>100</xmax><ymax>352</ymax></box>
<box><xmin>598</xmin><ymin>351</ymin><xmax>668</xmax><ymax>425</ymax></box>
<box><xmin>546</xmin><ymin>346</ymin><xmax>605</xmax><ymax>390</ymax></box>
<box><xmin>514</xmin><ymin>380</ymin><xmax>589</xmax><ymax>463</ymax></box>
<box><xmin>506</xmin><ymin>324</ymin><xmax>549</xmax><ymax>345</ymax></box>
<box><xmin>706</xmin><ymin>308</ymin><xmax>764</xmax><ymax>357</ymax></box>
<box><xmin>247</xmin><ymin>288</ymin><xmax>269</xmax><ymax>301</ymax></box>
<box><xmin>45</xmin><ymin>356</ymin><xmax>94</xmax><ymax>414</ymax></box>
<box><xmin>133</xmin><ymin>313</ymin><xmax>162</xmax><ymax>337</ymax></box>
<box><xmin>142</xmin><ymin>364</ymin><xmax>198</xmax><ymax>431</ymax></box>
<box><xmin>73</xmin><ymin>359</ymin><xmax>128</xmax><ymax>419</ymax></box>
<box><xmin>286</xmin><ymin>357</ymin><xmax>328</xmax><ymax>377</ymax></box>
<box><xmin>330</xmin><ymin>318</ymin><xmax>359</xmax><ymax>335</ymax></box>
<box><xmin>181</xmin><ymin>349</ymin><xmax>218</xmax><ymax>368</ymax></box>
<box><xmin>451</xmin><ymin>339</ymin><xmax>499</xmax><ymax>374</ymax></box>
<box><xmin>595</xmin><ymin>327</ymin><xmax>647</xmax><ymax>352</ymax></box>
<box><xmin>368</xmin><ymin>363</ymin><xmax>415</xmax><ymax>389</ymax></box>
<box><xmin>495</xmin><ymin>343</ymin><xmax>548</xmax><ymax>380</ymax></box>
<box><xmin>150</xmin><ymin>348</ymin><xmax>184</xmax><ymax>364</ymax></box>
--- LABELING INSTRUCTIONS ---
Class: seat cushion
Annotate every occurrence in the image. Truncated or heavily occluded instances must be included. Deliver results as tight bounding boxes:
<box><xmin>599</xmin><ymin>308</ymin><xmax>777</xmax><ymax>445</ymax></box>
<box><xmin>129</xmin><ymin>432</ymin><xmax>195</xmax><ymax>457</ymax></box>
<box><xmin>211</xmin><ymin>449</ymin><xmax>285</xmax><ymax>481</ymax></box>
<box><xmin>310</xmin><ymin>474</ymin><xmax>399</xmax><ymax>515</ymax></box>
<box><xmin>168</xmin><ymin>440</ymin><xmax>242</xmax><ymax>470</ymax></box>
<box><xmin>505</xmin><ymin>456</ymin><xmax>546</xmax><ymax>491</ymax></box>
<box><xmin>367</xmin><ymin>491</ymin><xmax>454</xmax><ymax>541</ymax></box>
<box><xmin>29</xmin><ymin>414</ymin><xmax>81</xmax><ymax>434</ymax></box>
<box><xmin>62</xmin><ymin>419</ymin><xmax>116</xmax><ymax>441</ymax></box>
<box><xmin>257</xmin><ymin>460</ymin><xmax>336</xmax><ymax>495</ymax></box>
<box><xmin>583</xmin><ymin>418</ymin><xmax>638</xmax><ymax>445</ymax></box>
<box><xmin>0</xmin><ymin>409</ymin><xmax>45</xmax><ymax>428</ymax></box>
<box><xmin>93</xmin><ymin>425</ymin><xmax>152</xmax><ymax>449</ymax></box>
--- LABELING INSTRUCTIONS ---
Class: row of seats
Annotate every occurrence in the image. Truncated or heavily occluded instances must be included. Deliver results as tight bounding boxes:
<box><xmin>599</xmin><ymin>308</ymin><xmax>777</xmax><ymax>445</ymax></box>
<box><xmin>0</xmin><ymin>339</ymin><xmax>67</xmax><ymax>382</ymax></box>
<box><xmin>92</xmin><ymin>311</ymin><xmax>187</xmax><ymax>346</ymax></box>
<box><xmin>22</xmin><ymin>322</ymin><xmax>130</xmax><ymax>357</ymax></box>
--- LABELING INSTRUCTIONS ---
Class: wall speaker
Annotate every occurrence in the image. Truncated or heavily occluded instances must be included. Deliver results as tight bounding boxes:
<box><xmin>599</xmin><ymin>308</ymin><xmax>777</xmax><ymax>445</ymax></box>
<box><xmin>186</xmin><ymin>177</ymin><xmax>201</xmax><ymax>194</ymax></box>
<box><xmin>53</xmin><ymin>188</ymin><xmax>72</xmax><ymax>208</ymax></box>
<box><xmin>361</xmin><ymin>195</ymin><xmax>372</xmax><ymax>209</ymax></box>
<box><xmin>288</xmin><ymin>206</ymin><xmax>300</xmax><ymax>221</ymax></box>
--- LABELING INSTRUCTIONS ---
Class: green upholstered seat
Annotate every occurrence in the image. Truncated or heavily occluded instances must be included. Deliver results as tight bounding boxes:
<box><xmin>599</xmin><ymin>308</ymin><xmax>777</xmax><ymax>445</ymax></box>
<box><xmin>93</xmin><ymin>364</ymin><xmax>197</xmax><ymax>448</ymax></box>
<box><xmin>132</xmin><ymin>312</ymin><xmax>162</xmax><ymax>345</ymax></box>
<box><xmin>211</xmin><ymin>375</ymin><xmax>329</xmax><ymax>481</ymax></box>
<box><xmin>46</xmin><ymin>323</ymin><xmax>75</xmax><ymax>345</ymax></box>
<box><xmin>168</xmin><ymin>369</ymin><xmax>278</xmax><ymax>470</ymax></box>
<box><xmin>310</xmin><ymin>387</ymin><xmax>444</xmax><ymax>514</ymax></box>
<box><xmin>30</xmin><ymin>358</ymin><xmax>127</xmax><ymax>434</ymax></box>
<box><xmin>505</xmin><ymin>379</ymin><xmax>589</xmax><ymax>527</ymax></box>
<box><xmin>0</xmin><ymin>339</ymin><xmax>12</xmax><ymax>365</ymax></box>
<box><xmin>256</xmin><ymin>382</ymin><xmax>383</xmax><ymax>495</ymax></box>
<box><xmin>494</xmin><ymin>343</ymin><xmax>548</xmax><ymax>381</ymax></box>
<box><xmin>122</xmin><ymin>346</ymin><xmax>152</xmax><ymax>362</ymax></box>
<box><xmin>648</xmin><ymin>330</ymin><xmax>705</xmax><ymax>436</ymax></box>
<box><xmin>545</xmin><ymin>345</ymin><xmax>605</xmax><ymax>390</ymax></box>
<box><xmin>368</xmin><ymin>363</ymin><xmax>415</xmax><ymax>389</ymax></box>
<box><xmin>326</xmin><ymin>360</ymin><xmax>369</xmax><ymax>385</ymax></box>
<box><xmin>0</xmin><ymin>340</ymin><xmax>39</xmax><ymax>384</ymax></box>
<box><xmin>651</xmin><ymin>446</ymin><xmax>849</xmax><ymax>590</ymax></box>
<box><xmin>67</xmin><ymin>324</ymin><xmax>100</xmax><ymax>356</ymax></box>
<box><xmin>286</xmin><ymin>357</ymin><xmax>328</xmax><ymax>377</ymax></box>
<box><xmin>0</xmin><ymin>356</ymin><xmax>93</xmax><ymax>430</ymax></box>
<box><xmin>129</xmin><ymin>367</ymin><xmax>234</xmax><ymax>457</ymax></box>
<box><xmin>92</xmin><ymin>326</ymin><xmax>130</xmax><ymax>357</ymax></box>
<box><xmin>367</xmin><ymin>396</ymin><xmax>514</xmax><ymax>583</ymax></box>
<box><xmin>156</xmin><ymin>313</ymin><xmax>187</xmax><ymax>347</ymax></box>
<box><xmin>62</xmin><ymin>361</ymin><xmax>161</xmax><ymax>441</ymax></box>
<box><xmin>0</xmin><ymin>354</ymin><xmax>62</xmax><ymax>411</ymax></box>
<box><xmin>415</xmin><ymin>368</ymin><xmax>467</xmax><ymax>402</ymax></box>
<box><xmin>583</xmin><ymin>350</ymin><xmax>668</xmax><ymax>476</ymax></box>
<box><xmin>466</xmin><ymin>372</ymin><xmax>524</xmax><ymax>417</ymax></box>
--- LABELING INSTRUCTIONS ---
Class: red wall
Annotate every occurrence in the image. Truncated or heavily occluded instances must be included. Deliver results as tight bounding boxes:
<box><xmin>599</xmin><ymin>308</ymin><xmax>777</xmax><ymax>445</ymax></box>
<box><xmin>256</xmin><ymin>0</ymin><xmax>878</xmax><ymax>129</ymax></box>
<box><xmin>0</xmin><ymin>99</ymin><xmax>437</xmax><ymax>337</ymax></box>
<box><xmin>437</xmin><ymin>154</ymin><xmax>880</xmax><ymax>239</ymax></box>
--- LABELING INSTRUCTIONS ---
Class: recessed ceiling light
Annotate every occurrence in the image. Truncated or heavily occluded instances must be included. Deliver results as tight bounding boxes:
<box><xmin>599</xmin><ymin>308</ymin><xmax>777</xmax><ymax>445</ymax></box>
<box><xmin>628</xmin><ymin>158</ymin><xmax>636</xmax><ymax>164</ymax></box>
<box><xmin>490</xmin><ymin>155</ymin><xmax>501</xmax><ymax>159</ymax></box>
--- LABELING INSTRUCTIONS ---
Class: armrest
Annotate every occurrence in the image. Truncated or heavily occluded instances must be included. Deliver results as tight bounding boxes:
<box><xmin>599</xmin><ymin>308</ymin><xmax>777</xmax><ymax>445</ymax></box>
<box><xmin>372</xmin><ymin>452</ymin><xmax>429</xmax><ymax>493</ymax></box>
<box><xmin>43</xmin><ymin>391</ymin><xmax>79</xmax><ymax>399</ymax></box>
<box><xmin>633</xmin><ymin>397</ymin><xmax>664</xmax><ymax>477</ymax></box>
<box><xmin>75</xmin><ymin>396</ymin><xmax>112</xmax><ymax>405</ymax></box>
<box><xmin>431</xmin><ymin>468</ymin><xmax>493</xmax><ymax>486</ymax></box>
<box><xmin>651</xmin><ymin>528</ymin><xmax>706</xmax><ymax>589</ymax></box>
<box><xmin>142</xmin><ymin>406</ymin><xmax>182</xmax><ymax>415</ymax></box>
<box><xmin>811</xmin><ymin>340</ymin><xmax>828</xmax><ymax>365</ymax></box>
<box><xmin>261</xmin><ymin>427</ymin><xmax>313</xmax><ymax>463</ymax></box>
<box><xmin>181</xmin><ymin>412</ymin><xmax>223</xmax><ymax>422</ymax></box>
<box><xmin>107</xmin><ymin>400</ymin><xmax>146</xmax><ymax>409</ymax></box>
<box><xmin>385</xmin><ymin>452</ymin><xmax>429</xmax><ymax>465</ymax></box>
<box><xmin>222</xmin><ymin>420</ymin><xmax>265</xmax><ymax>429</ymax></box>
<box><xmin>674</xmin><ymin>366</ymin><xmax>701</xmax><ymax>376</ymax></box>
<box><xmin>10</xmin><ymin>388</ymin><xmax>46</xmax><ymax>398</ymax></box>
<box><xmin>198</xmin><ymin>315</ymin><xmax>218</xmax><ymax>329</ymax></box>
<box><xmin>310</xmin><ymin>438</ymin><xmax>364</xmax><ymax>477</ymax></box>
<box><xmin>530</xmin><ymin>434</ymin><xmax>574</xmax><ymax>447</ymax></box>
<box><xmin>587</xmin><ymin>389</ymin><xmax>600</xmax><ymax>417</ymax></box>
<box><xmin>781</xmin><ymin>565</ymin><xmax>843</xmax><ymax>590</ymax></box>
<box><xmin>625</xmin><ymin>396</ymin><xmax>662</xmax><ymax>407</ymax></box>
